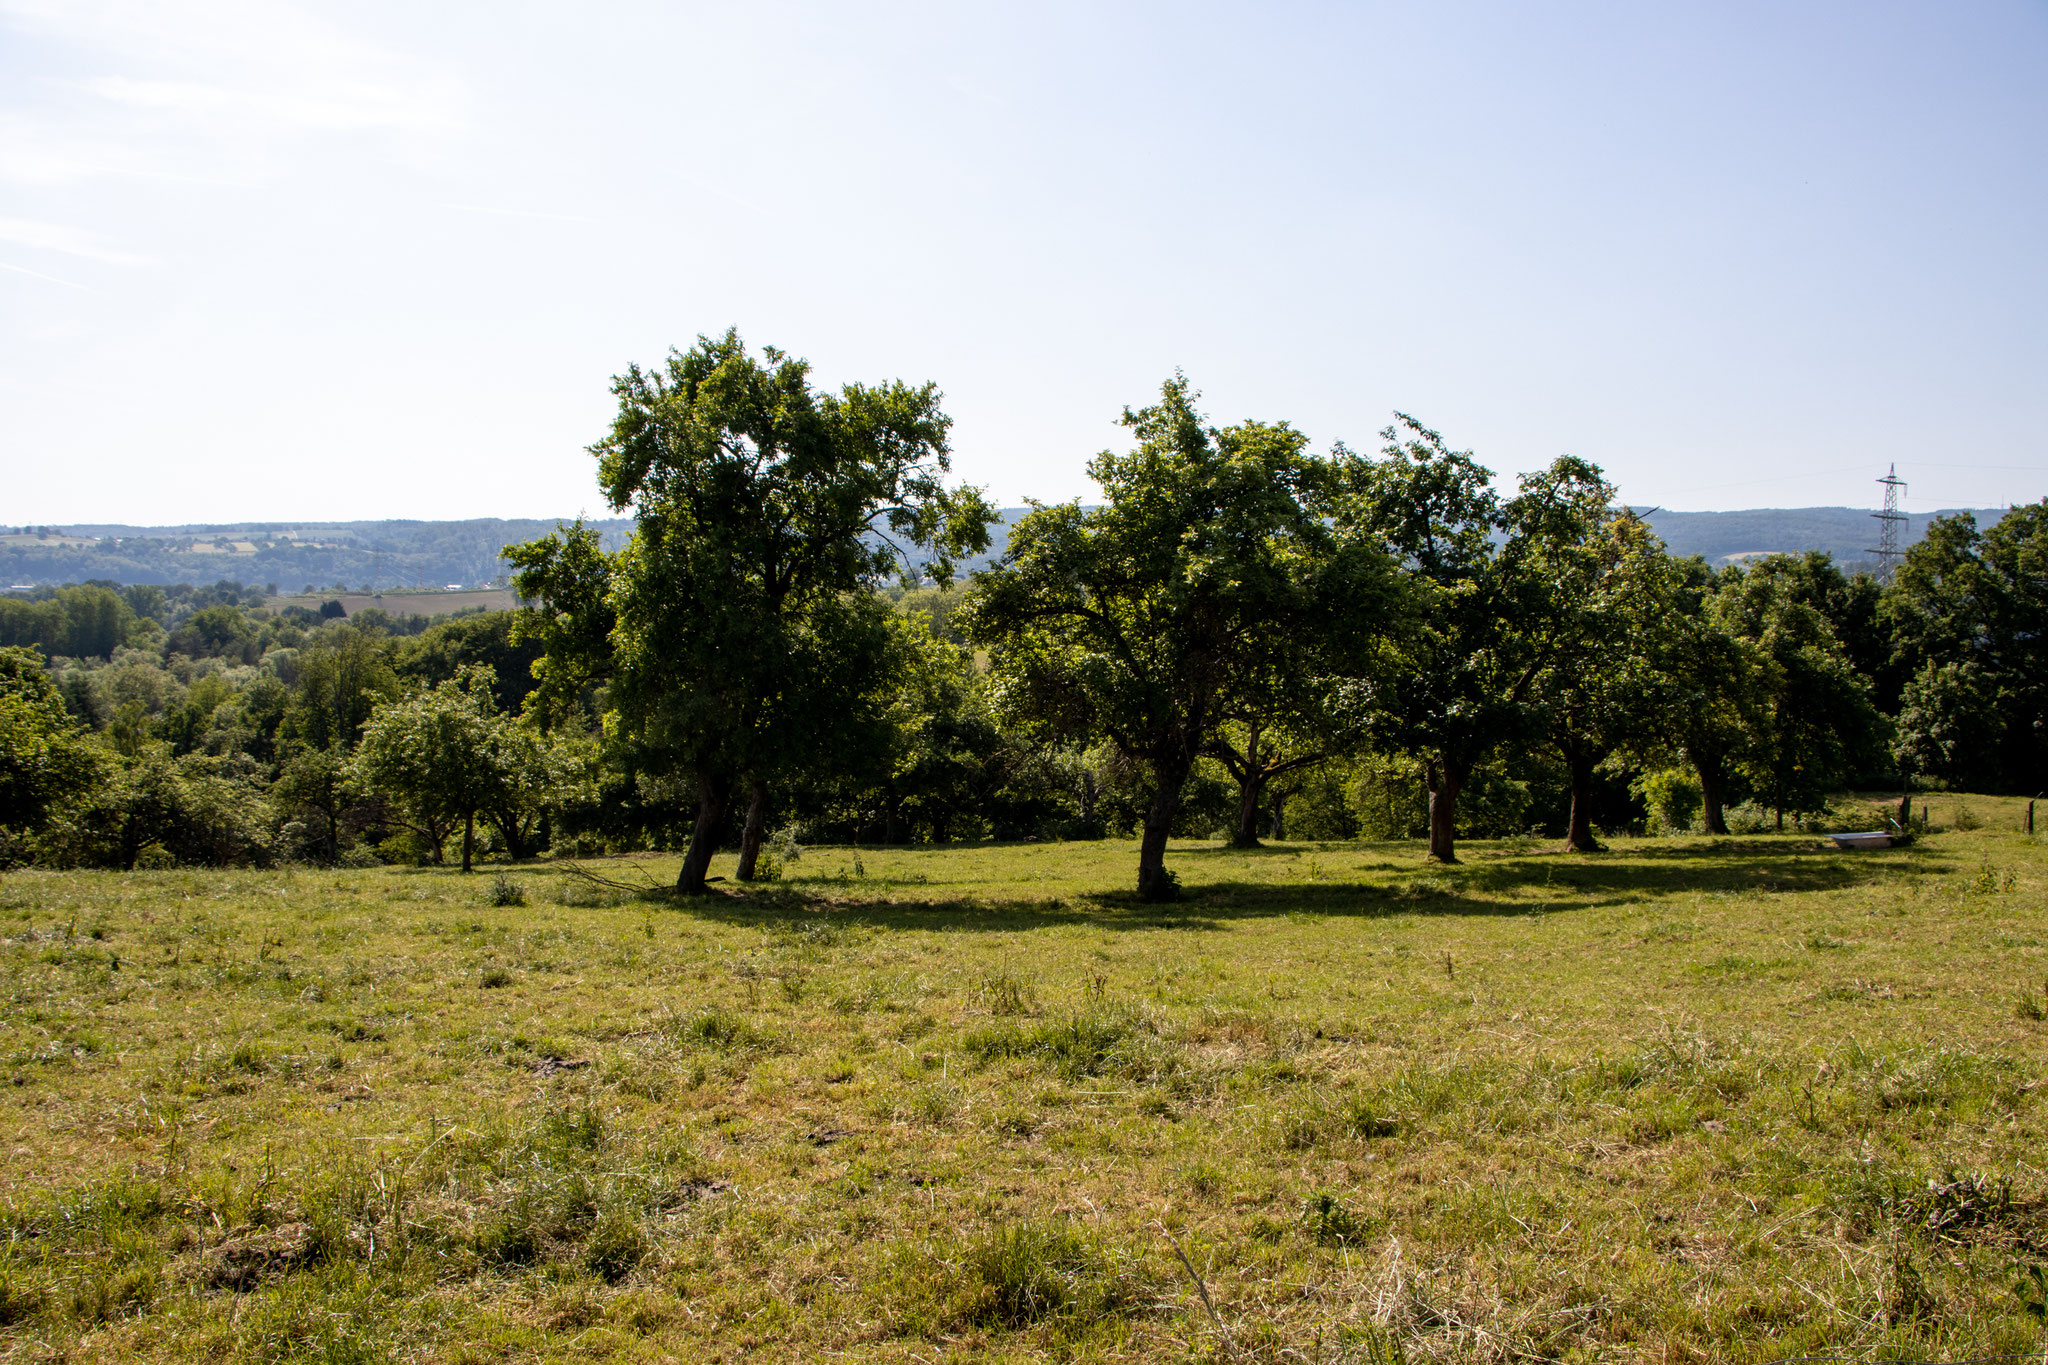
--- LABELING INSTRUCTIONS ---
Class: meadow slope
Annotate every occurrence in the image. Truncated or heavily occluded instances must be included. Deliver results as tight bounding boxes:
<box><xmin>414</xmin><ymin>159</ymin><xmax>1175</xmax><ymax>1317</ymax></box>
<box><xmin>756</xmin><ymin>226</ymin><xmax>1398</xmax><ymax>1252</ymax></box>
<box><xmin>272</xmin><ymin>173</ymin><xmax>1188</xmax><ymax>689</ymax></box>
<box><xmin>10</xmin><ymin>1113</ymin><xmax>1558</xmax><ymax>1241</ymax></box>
<box><xmin>3</xmin><ymin>802</ymin><xmax>2045</xmax><ymax>1363</ymax></box>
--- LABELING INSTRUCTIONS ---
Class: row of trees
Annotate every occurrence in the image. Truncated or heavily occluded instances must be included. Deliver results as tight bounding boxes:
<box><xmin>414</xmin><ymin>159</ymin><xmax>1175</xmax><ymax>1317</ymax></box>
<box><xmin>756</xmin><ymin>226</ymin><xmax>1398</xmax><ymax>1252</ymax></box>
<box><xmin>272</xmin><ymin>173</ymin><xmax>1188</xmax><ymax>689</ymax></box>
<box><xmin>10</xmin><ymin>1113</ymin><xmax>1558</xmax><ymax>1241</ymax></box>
<box><xmin>506</xmin><ymin>331</ymin><xmax>2042</xmax><ymax>899</ymax></box>
<box><xmin>3</xmin><ymin>331</ymin><xmax>2041</xmax><ymax>895</ymax></box>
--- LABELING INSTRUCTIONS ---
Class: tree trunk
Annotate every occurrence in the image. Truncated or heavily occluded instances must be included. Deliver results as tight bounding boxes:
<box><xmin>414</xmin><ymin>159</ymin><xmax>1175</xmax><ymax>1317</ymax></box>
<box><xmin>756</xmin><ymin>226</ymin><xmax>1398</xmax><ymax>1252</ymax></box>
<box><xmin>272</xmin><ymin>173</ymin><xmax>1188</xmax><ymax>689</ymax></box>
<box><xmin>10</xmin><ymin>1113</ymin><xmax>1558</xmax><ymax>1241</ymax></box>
<box><xmin>677</xmin><ymin>775</ymin><xmax>731</xmax><ymax>895</ymax></box>
<box><xmin>1231</xmin><ymin>770</ymin><xmax>1265</xmax><ymax>848</ymax></box>
<box><xmin>1425</xmin><ymin>759</ymin><xmax>1463</xmax><ymax>864</ymax></box>
<box><xmin>1697</xmin><ymin>756</ymin><xmax>1729</xmax><ymax>835</ymax></box>
<box><xmin>1564</xmin><ymin>749</ymin><xmax>1604</xmax><ymax>853</ymax></box>
<box><xmin>1267</xmin><ymin>789</ymin><xmax>1287</xmax><ymax>841</ymax></box>
<box><xmin>735</xmin><ymin>782</ymin><xmax>767</xmax><ymax>881</ymax></box>
<box><xmin>1136</xmin><ymin>758</ymin><xmax>1190</xmax><ymax>901</ymax></box>
<box><xmin>492</xmin><ymin>812</ymin><xmax>528</xmax><ymax>862</ymax></box>
<box><xmin>461</xmin><ymin>810</ymin><xmax>474</xmax><ymax>873</ymax></box>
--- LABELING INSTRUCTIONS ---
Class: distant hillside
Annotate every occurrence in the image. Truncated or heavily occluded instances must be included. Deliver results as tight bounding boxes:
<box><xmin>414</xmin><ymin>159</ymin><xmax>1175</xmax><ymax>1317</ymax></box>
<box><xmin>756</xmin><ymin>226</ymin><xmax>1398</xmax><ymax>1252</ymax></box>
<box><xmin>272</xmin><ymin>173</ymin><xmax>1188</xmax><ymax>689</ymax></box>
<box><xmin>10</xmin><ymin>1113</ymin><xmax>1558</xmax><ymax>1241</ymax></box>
<box><xmin>0</xmin><ymin>519</ymin><xmax>634</xmax><ymax>591</ymax></box>
<box><xmin>0</xmin><ymin>503</ymin><xmax>2027</xmax><ymax>589</ymax></box>
<box><xmin>1637</xmin><ymin>506</ymin><xmax>2015</xmax><ymax>567</ymax></box>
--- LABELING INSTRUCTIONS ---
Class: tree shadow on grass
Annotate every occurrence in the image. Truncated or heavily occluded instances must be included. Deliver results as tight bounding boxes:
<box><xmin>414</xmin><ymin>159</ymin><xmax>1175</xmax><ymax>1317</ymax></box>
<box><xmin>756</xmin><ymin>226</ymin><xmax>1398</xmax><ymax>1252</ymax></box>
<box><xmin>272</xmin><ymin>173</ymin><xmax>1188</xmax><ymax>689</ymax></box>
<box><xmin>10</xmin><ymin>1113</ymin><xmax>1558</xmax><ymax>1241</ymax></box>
<box><xmin>521</xmin><ymin>836</ymin><xmax>1960</xmax><ymax>935</ymax></box>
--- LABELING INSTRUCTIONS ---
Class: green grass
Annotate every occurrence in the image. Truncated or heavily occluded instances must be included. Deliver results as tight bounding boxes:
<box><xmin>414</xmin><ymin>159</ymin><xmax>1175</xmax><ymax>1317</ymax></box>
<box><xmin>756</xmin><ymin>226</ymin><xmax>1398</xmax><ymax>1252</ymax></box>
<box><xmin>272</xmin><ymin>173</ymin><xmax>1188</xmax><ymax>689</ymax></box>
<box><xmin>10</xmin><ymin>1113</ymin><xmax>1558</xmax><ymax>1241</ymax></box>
<box><xmin>3</xmin><ymin>800</ymin><xmax>2047</xmax><ymax>1361</ymax></box>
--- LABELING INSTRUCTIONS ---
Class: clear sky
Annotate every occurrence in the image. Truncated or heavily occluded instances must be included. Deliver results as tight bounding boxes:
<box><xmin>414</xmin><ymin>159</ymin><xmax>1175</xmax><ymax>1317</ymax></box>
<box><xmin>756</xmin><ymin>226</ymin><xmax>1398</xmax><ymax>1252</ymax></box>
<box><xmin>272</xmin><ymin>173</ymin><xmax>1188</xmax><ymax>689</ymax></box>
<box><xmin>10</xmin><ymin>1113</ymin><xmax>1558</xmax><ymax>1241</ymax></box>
<box><xmin>3</xmin><ymin>0</ymin><xmax>2044</xmax><ymax>525</ymax></box>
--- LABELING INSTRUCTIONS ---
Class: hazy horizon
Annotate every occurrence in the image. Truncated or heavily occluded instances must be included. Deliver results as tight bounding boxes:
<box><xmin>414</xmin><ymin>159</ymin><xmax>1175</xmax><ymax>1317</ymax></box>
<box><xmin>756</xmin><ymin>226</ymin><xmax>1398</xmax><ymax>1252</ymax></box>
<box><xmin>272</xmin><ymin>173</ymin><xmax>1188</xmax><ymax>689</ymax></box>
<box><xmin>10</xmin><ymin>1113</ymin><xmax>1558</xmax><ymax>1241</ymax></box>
<box><xmin>6</xmin><ymin>499</ymin><xmax>2034</xmax><ymax>536</ymax></box>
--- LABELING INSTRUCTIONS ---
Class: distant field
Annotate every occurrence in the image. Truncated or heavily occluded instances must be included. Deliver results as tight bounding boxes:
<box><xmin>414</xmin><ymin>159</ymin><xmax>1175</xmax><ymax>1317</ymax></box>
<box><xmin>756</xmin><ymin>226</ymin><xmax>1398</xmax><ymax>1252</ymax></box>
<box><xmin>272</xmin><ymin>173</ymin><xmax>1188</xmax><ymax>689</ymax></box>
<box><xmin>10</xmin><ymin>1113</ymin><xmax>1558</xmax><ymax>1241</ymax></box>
<box><xmin>270</xmin><ymin>588</ymin><xmax>519</xmax><ymax>618</ymax></box>
<box><xmin>3</xmin><ymin>802</ymin><xmax>2045</xmax><ymax>1362</ymax></box>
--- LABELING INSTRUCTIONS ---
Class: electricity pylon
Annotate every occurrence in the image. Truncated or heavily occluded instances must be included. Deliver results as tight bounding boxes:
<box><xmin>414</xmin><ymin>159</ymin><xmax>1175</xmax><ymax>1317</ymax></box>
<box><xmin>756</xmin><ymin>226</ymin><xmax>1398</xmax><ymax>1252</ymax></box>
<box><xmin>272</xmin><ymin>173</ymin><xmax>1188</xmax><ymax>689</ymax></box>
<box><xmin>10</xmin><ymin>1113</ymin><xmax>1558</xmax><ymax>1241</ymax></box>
<box><xmin>1869</xmin><ymin>464</ymin><xmax>1907</xmax><ymax>583</ymax></box>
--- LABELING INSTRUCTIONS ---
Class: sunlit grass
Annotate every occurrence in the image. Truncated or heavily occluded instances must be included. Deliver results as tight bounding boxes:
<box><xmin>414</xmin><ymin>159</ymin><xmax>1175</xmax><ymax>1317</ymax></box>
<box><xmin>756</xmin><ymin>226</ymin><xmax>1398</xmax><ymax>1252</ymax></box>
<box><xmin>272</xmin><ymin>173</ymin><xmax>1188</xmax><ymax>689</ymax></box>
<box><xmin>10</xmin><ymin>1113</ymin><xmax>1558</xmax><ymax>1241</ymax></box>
<box><xmin>2</xmin><ymin>797</ymin><xmax>2044</xmax><ymax>1361</ymax></box>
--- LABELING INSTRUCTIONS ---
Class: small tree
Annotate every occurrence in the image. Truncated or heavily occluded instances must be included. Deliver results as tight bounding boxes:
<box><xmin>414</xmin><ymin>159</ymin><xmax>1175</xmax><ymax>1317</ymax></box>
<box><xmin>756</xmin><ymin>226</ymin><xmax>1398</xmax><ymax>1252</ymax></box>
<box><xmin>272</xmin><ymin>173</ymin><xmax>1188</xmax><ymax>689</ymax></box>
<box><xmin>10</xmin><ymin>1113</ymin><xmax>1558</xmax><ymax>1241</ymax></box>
<box><xmin>272</xmin><ymin>746</ymin><xmax>350</xmax><ymax>864</ymax></box>
<box><xmin>349</xmin><ymin>668</ymin><xmax>540</xmax><ymax>872</ymax></box>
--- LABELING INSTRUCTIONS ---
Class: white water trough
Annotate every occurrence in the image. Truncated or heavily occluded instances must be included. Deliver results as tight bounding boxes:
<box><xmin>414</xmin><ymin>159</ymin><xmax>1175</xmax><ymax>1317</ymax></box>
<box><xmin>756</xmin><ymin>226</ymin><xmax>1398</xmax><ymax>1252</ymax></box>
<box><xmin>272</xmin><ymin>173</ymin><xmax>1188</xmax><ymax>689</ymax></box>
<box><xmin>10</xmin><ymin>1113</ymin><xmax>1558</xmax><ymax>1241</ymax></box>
<box><xmin>1829</xmin><ymin>831</ymin><xmax>1894</xmax><ymax>850</ymax></box>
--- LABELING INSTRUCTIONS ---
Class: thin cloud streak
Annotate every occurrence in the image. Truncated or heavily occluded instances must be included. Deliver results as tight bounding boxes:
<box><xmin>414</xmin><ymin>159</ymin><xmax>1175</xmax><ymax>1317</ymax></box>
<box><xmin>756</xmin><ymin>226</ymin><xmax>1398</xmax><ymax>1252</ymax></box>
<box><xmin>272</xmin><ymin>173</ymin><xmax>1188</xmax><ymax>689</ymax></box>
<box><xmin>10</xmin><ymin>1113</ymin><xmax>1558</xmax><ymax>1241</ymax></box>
<box><xmin>0</xmin><ymin>259</ymin><xmax>93</xmax><ymax>289</ymax></box>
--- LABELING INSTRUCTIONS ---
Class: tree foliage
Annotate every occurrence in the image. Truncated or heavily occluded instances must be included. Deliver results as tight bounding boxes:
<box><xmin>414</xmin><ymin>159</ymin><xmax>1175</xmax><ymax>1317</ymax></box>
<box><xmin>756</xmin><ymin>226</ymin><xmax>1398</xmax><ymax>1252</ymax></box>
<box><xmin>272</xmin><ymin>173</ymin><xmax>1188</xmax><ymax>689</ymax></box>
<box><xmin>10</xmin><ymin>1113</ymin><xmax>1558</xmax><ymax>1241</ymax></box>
<box><xmin>966</xmin><ymin>375</ymin><xmax>1394</xmax><ymax>898</ymax></box>
<box><xmin>1337</xmin><ymin>417</ymin><xmax>1618</xmax><ymax>862</ymax></box>
<box><xmin>525</xmin><ymin>329</ymin><xmax>993</xmax><ymax>893</ymax></box>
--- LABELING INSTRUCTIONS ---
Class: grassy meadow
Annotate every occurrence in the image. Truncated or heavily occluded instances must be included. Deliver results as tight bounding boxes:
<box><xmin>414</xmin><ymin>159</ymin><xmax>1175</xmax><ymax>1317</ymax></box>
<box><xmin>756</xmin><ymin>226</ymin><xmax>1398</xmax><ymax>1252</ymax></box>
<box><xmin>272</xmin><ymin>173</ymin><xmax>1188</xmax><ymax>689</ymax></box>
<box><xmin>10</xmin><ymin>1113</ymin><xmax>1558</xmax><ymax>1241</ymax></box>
<box><xmin>3</xmin><ymin>797</ymin><xmax>2046</xmax><ymax>1363</ymax></box>
<box><xmin>270</xmin><ymin>589</ymin><xmax>520</xmax><ymax>619</ymax></box>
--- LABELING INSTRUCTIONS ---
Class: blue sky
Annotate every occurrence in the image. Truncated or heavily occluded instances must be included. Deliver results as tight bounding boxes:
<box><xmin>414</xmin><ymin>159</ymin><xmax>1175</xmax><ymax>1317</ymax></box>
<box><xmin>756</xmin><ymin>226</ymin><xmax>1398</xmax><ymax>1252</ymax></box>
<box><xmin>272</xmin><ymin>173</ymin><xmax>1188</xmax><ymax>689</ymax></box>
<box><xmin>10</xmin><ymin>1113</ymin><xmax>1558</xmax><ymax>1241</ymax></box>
<box><xmin>3</xmin><ymin>0</ymin><xmax>2044</xmax><ymax>524</ymax></box>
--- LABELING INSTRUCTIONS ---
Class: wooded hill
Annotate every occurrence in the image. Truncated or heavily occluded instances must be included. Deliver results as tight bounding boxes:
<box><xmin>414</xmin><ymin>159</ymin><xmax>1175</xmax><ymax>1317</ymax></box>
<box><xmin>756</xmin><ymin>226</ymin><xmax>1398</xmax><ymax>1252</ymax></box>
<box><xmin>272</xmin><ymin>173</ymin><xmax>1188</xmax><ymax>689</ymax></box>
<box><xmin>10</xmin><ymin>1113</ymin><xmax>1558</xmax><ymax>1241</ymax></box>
<box><xmin>1</xmin><ymin>504</ymin><xmax>2013</xmax><ymax>588</ymax></box>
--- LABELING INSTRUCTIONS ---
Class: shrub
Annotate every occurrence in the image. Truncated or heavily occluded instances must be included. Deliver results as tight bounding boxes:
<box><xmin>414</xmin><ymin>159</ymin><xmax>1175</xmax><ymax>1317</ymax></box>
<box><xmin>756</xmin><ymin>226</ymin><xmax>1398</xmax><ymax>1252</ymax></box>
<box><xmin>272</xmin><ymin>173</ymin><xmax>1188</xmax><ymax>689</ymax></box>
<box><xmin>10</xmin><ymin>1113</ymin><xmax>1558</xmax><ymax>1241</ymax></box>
<box><xmin>376</xmin><ymin>831</ymin><xmax>439</xmax><ymax>866</ymax></box>
<box><xmin>1633</xmin><ymin>767</ymin><xmax>1703</xmax><ymax>835</ymax></box>
<box><xmin>486</xmin><ymin>874</ymin><xmax>526</xmax><ymax>907</ymax></box>
<box><xmin>1723</xmin><ymin>803</ymin><xmax>1772</xmax><ymax>834</ymax></box>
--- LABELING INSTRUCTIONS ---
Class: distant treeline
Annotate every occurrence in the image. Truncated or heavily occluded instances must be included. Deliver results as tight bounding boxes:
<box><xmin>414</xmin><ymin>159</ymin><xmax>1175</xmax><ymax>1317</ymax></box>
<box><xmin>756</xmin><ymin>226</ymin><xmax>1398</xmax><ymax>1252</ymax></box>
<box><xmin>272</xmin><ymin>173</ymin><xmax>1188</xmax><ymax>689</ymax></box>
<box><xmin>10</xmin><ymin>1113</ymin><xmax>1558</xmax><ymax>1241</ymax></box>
<box><xmin>2</xmin><ymin>334</ymin><xmax>2041</xmax><ymax>896</ymax></box>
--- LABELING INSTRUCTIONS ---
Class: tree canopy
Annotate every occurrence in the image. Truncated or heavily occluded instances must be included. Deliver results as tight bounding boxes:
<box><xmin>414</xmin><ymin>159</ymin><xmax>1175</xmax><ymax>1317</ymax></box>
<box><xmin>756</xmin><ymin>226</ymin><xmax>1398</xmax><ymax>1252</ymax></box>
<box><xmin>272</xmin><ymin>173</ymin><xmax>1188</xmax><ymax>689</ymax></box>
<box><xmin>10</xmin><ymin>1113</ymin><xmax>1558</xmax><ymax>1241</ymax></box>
<box><xmin>966</xmin><ymin>375</ymin><xmax>1395</xmax><ymax>898</ymax></box>
<box><xmin>517</xmin><ymin>329</ymin><xmax>994</xmax><ymax>893</ymax></box>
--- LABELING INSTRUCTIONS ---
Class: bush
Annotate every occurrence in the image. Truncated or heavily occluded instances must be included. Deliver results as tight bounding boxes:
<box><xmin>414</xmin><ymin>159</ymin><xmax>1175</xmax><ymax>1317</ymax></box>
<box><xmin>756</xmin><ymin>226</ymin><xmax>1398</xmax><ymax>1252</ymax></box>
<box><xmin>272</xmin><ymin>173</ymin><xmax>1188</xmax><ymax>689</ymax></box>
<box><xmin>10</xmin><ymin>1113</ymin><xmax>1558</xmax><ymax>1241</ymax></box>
<box><xmin>1723</xmin><ymin>803</ymin><xmax>1772</xmax><ymax>834</ymax></box>
<box><xmin>486</xmin><ymin>874</ymin><xmax>526</xmax><ymax>907</ymax></box>
<box><xmin>376</xmin><ymin>832</ymin><xmax>439</xmax><ymax>866</ymax></box>
<box><xmin>1634</xmin><ymin>767</ymin><xmax>1703</xmax><ymax>834</ymax></box>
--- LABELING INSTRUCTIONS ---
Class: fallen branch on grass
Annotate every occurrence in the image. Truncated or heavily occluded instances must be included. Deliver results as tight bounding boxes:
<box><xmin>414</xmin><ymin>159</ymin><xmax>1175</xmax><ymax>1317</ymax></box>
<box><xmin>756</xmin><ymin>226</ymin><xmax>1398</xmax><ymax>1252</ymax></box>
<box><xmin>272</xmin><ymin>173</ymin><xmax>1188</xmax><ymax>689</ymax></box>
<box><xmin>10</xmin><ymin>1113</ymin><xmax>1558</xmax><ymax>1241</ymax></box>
<box><xmin>558</xmin><ymin>860</ymin><xmax>667</xmax><ymax>894</ymax></box>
